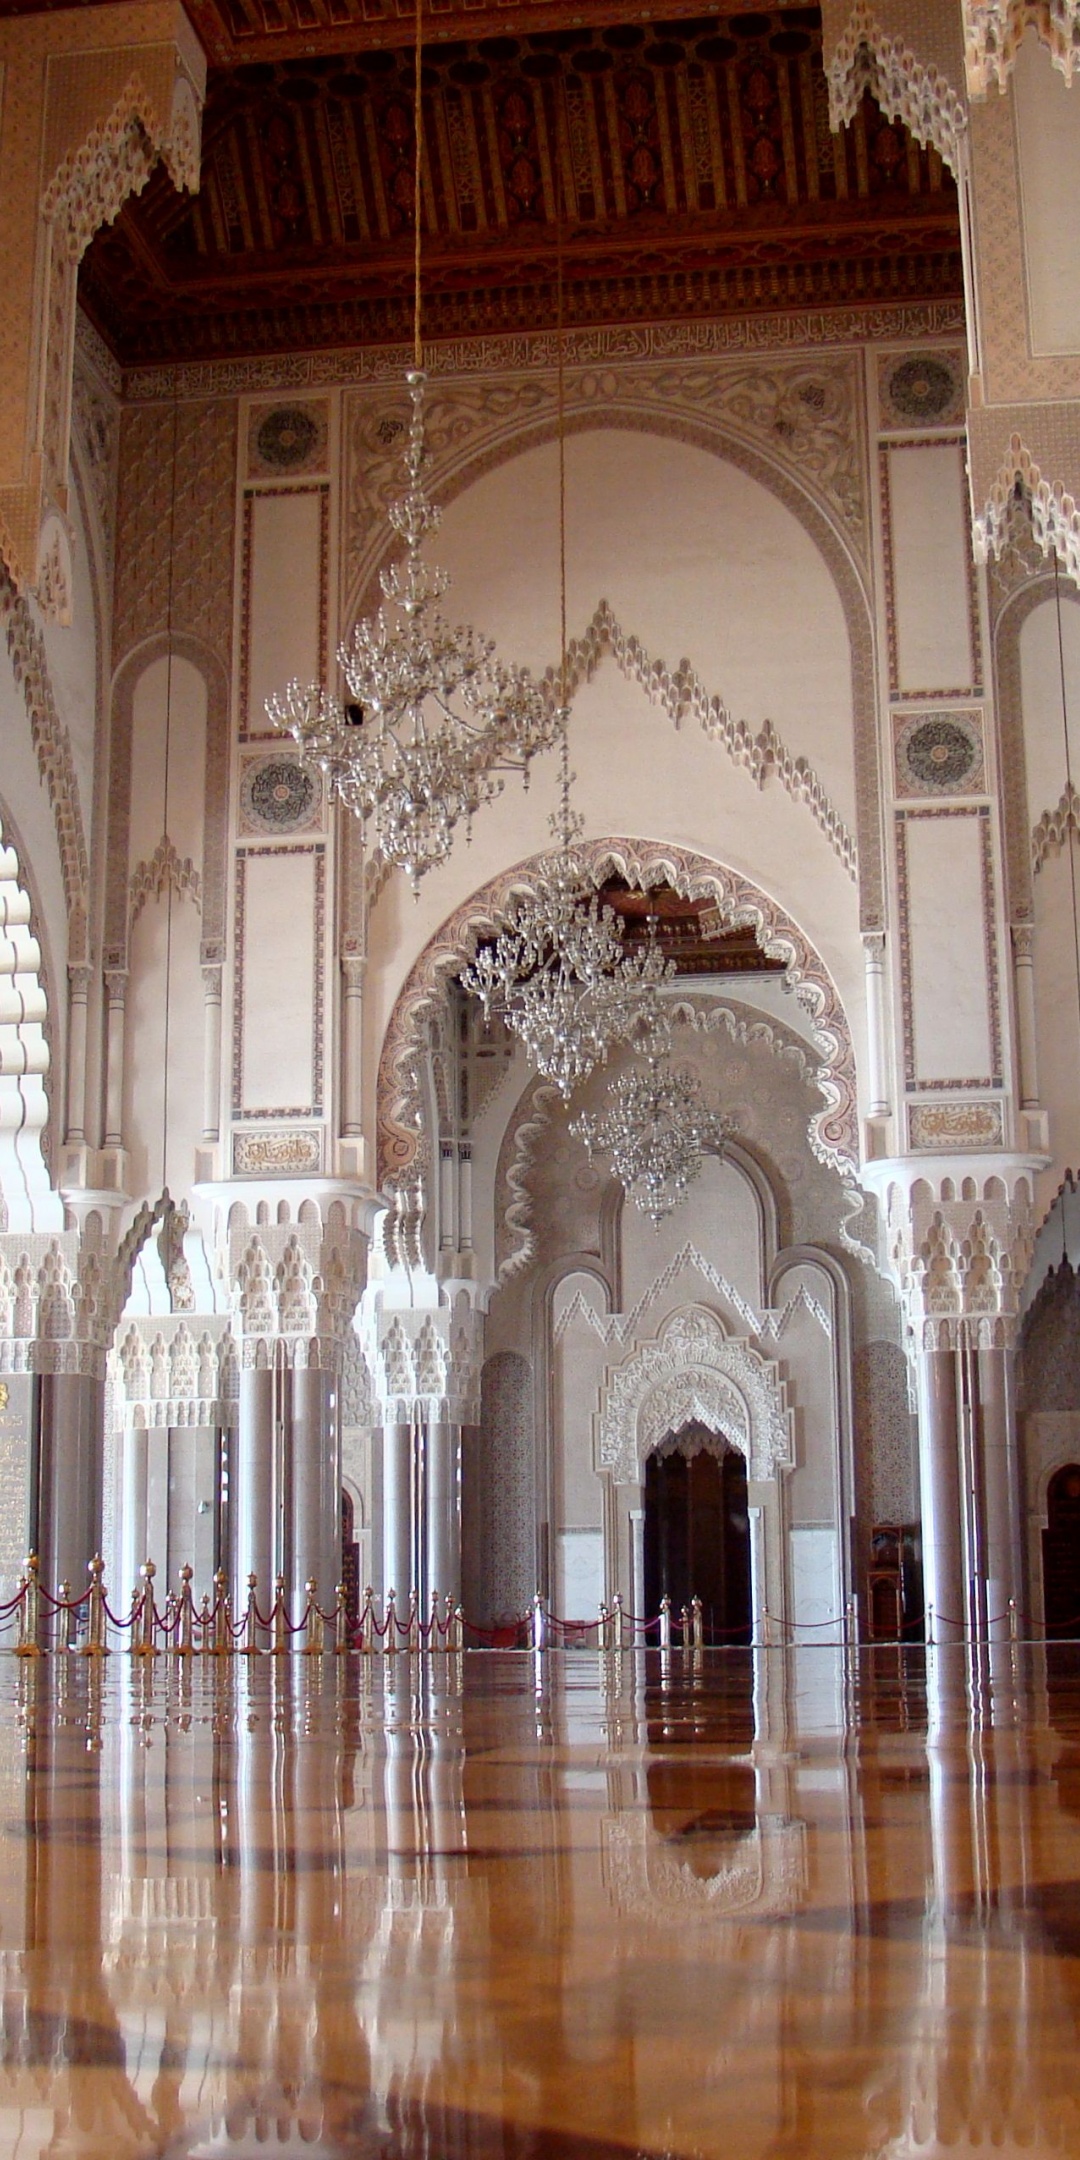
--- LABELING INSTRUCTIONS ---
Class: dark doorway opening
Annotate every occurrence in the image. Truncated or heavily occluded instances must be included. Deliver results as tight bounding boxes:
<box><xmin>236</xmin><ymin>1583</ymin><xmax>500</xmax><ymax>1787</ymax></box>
<box><xmin>1044</xmin><ymin>1464</ymin><xmax>1080</xmax><ymax>1638</ymax></box>
<box><xmin>644</xmin><ymin>1429</ymin><xmax>752</xmax><ymax>1645</ymax></box>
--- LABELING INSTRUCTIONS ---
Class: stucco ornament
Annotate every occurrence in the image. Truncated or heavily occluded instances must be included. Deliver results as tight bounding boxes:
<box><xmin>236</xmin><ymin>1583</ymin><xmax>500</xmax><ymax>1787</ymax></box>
<box><xmin>597</xmin><ymin>1307</ymin><xmax>793</xmax><ymax>1485</ymax></box>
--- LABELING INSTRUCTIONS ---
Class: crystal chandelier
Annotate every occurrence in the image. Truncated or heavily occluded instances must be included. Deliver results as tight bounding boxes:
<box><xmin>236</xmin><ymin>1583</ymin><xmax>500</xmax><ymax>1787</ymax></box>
<box><xmin>460</xmin><ymin>763</ymin><xmax>675</xmax><ymax>1099</ymax></box>
<box><xmin>266</xmin><ymin>2</ymin><xmax>559</xmax><ymax>892</ymax></box>
<box><xmin>571</xmin><ymin>1043</ymin><xmax>731</xmax><ymax>1225</ymax></box>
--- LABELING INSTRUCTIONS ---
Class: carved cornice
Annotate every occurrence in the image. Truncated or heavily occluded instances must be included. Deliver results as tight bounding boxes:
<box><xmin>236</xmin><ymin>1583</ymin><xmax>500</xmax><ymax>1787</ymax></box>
<box><xmin>964</xmin><ymin>0</ymin><xmax>1080</xmax><ymax>93</ymax></box>
<box><xmin>822</xmin><ymin>0</ymin><xmax>968</xmax><ymax>174</ymax></box>
<box><xmin>0</xmin><ymin>566</ymin><xmax>89</xmax><ymax>953</ymax></box>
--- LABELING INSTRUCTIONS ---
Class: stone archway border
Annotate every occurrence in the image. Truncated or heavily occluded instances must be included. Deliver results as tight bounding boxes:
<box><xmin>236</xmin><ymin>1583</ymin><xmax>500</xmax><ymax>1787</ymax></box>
<box><xmin>377</xmin><ymin>837</ymin><xmax>859</xmax><ymax>1192</ymax></box>
<box><xmin>597</xmin><ymin>1307</ymin><xmax>794</xmax><ymax>1485</ymax></box>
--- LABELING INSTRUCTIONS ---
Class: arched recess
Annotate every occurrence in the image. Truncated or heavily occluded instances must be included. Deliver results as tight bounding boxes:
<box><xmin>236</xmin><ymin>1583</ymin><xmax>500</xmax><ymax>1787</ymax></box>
<box><xmin>377</xmin><ymin>838</ymin><xmax>860</xmax><ymax>1224</ymax></box>
<box><xmin>0</xmin><ymin>803</ymin><xmax>60</xmax><ymax>1232</ymax></box>
<box><xmin>351</xmin><ymin>398</ymin><xmax>882</xmax><ymax>929</ymax></box>
<box><xmin>103</xmin><ymin>632</ymin><xmax>230</xmax><ymax>975</ymax></box>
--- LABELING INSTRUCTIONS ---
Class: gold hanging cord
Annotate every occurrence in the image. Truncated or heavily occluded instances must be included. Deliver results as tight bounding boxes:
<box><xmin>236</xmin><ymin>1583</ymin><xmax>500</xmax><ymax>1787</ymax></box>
<box><xmin>413</xmin><ymin>0</ymin><xmax>423</xmax><ymax>369</ymax></box>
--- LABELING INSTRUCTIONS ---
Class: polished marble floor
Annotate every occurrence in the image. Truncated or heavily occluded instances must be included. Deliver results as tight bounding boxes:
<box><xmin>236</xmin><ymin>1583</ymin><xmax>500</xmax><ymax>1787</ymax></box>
<box><xmin>2</xmin><ymin>1643</ymin><xmax>1080</xmax><ymax>2155</ymax></box>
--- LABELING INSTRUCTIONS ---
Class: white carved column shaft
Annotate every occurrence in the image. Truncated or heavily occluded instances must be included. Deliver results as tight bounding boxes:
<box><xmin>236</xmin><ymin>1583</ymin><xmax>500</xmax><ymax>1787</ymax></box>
<box><xmin>917</xmin><ymin>1342</ymin><xmax>968</xmax><ymax>1644</ymax></box>
<box><xmin>425</xmin><ymin>1417</ymin><xmax>460</xmax><ymax>1605</ymax></box>
<box><xmin>383</xmin><ymin>1421</ymin><xmax>414</xmax><ymax>1603</ymax></box>
<box><xmin>863</xmin><ymin>932</ymin><xmax>890</xmax><ymax>1118</ymax></box>
<box><xmin>1011</xmin><ymin>925</ymin><xmax>1040</xmax><ymax>1109</ymax></box>
<box><xmin>64</xmin><ymin>962</ymin><xmax>91</xmax><ymax>1144</ymax></box>
<box><xmin>340</xmin><ymin>955</ymin><xmax>365</xmax><ymax>1139</ymax></box>
<box><xmin>201</xmin><ymin>963</ymin><xmax>223</xmax><ymax>1143</ymax></box>
<box><xmin>103</xmin><ymin>968</ymin><xmax>127</xmax><ymax>1150</ymax></box>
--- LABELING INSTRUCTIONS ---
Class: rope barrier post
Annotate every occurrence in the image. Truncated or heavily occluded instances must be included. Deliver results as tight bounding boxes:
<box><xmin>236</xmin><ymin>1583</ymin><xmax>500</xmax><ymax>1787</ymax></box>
<box><xmin>451</xmin><ymin>1601</ymin><xmax>464</xmax><ymax>1654</ymax></box>
<box><xmin>240</xmin><ymin>1573</ymin><xmax>259</xmax><ymax>1656</ymax></box>
<box><xmin>81</xmin><ymin>1556</ymin><xmax>108</xmax><ymax>1657</ymax></box>
<box><xmin>198</xmin><ymin>1591</ymin><xmax>212</xmax><ymax>1654</ymax></box>
<box><xmin>531</xmin><ymin>1593</ymin><xmax>546</xmax><ymax>1653</ymax></box>
<box><xmin>597</xmin><ymin>1601</ymin><xmax>609</xmax><ymax>1653</ymax></box>
<box><xmin>133</xmin><ymin>1560</ymin><xmax>158</xmax><ymax>1657</ymax></box>
<box><xmin>359</xmin><ymin>1588</ymin><xmax>373</xmax><ymax>1655</ymax></box>
<box><xmin>845</xmin><ymin>1594</ymin><xmax>856</xmax><ymax>1651</ymax></box>
<box><xmin>1009</xmin><ymin>1596</ymin><xmax>1019</xmax><ymax>1645</ymax></box>
<box><xmin>407</xmin><ymin>1591</ymin><xmax>420</xmax><ymax>1655</ymax></box>
<box><xmin>303</xmin><ymin>1579</ymin><xmax>323</xmax><ymax>1656</ymax></box>
<box><xmin>691</xmin><ymin>1597</ymin><xmax>703</xmax><ymax>1653</ymax></box>
<box><xmin>177</xmin><ymin>1565</ymin><xmax>194</xmax><ymax>1656</ymax></box>
<box><xmin>56</xmin><ymin>1581</ymin><xmax>72</xmax><ymax>1656</ymax></box>
<box><xmin>334</xmin><ymin>1582</ymin><xmax>350</xmax><ymax>1655</ymax></box>
<box><xmin>16</xmin><ymin>1554</ymin><xmax>41</xmax><ymax>1658</ymax></box>
<box><xmin>272</xmin><ymin>1573</ymin><xmax>287</xmax><ymax>1656</ymax></box>
<box><xmin>213</xmin><ymin>1568</ymin><xmax>230</xmax><ymax>1656</ymax></box>
<box><xmin>659</xmin><ymin>1595</ymin><xmax>671</xmax><ymax>1652</ymax></box>
<box><xmin>611</xmin><ymin>1592</ymin><xmax>624</xmax><ymax>1652</ymax></box>
<box><xmin>926</xmin><ymin>1602</ymin><xmax>935</xmax><ymax>1648</ymax></box>
<box><xmin>429</xmin><ymin>1589</ymin><xmax>441</xmax><ymax>1650</ymax></box>
<box><xmin>384</xmin><ymin>1588</ymin><xmax>397</xmax><ymax>1655</ymax></box>
<box><xmin>680</xmin><ymin>1603</ymin><xmax>690</xmax><ymax>1650</ymax></box>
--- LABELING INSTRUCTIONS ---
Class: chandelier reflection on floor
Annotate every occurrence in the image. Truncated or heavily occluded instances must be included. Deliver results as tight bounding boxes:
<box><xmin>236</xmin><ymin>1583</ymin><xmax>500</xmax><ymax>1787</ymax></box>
<box><xmin>266</xmin><ymin>0</ymin><xmax>559</xmax><ymax>891</ymax></box>
<box><xmin>571</xmin><ymin>1028</ymin><xmax>731</xmax><ymax>1224</ymax></box>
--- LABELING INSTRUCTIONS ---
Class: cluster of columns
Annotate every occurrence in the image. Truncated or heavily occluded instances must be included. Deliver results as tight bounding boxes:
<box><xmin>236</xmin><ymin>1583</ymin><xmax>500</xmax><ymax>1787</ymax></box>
<box><xmin>381</xmin><ymin>1415</ymin><xmax>462</xmax><ymax>1611</ymax></box>
<box><xmin>916</xmin><ymin>1328</ymin><xmax>1021</xmax><ymax>1642</ymax></box>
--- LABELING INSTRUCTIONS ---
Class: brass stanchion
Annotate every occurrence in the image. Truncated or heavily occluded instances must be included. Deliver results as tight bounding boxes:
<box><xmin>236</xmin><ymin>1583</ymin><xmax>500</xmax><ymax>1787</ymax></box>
<box><xmin>133</xmin><ymin>1559</ymin><xmax>159</xmax><ymax>1656</ymax></box>
<box><xmin>56</xmin><ymin>1580</ymin><xmax>72</xmax><ymax>1655</ymax></box>
<box><xmin>691</xmin><ymin>1597</ymin><xmax>703</xmax><ymax>1652</ymax></box>
<box><xmin>384</xmin><ymin>1587</ymin><xmax>398</xmax><ymax>1655</ymax></box>
<box><xmin>358</xmin><ymin>1587</ymin><xmax>373</xmax><ymax>1654</ymax></box>
<box><xmin>303</xmin><ymin>1579</ymin><xmax>323</xmax><ymax>1655</ymax></box>
<box><xmin>659</xmin><ymin>1595</ymin><xmax>672</xmax><ymax>1652</ymax></box>
<box><xmin>240</xmin><ymin>1573</ymin><xmax>260</xmax><ymax>1655</ymax></box>
<box><xmin>451</xmin><ymin>1601</ymin><xmax>464</xmax><ymax>1653</ymax></box>
<box><xmin>272</xmin><ymin>1573</ymin><xmax>287</xmax><ymax>1656</ymax></box>
<box><xmin>12</xmin><ymin>1562</ymin><xmax>31</xmax><ymax>1656</ymax></box>
<box><xmin>213</xmin><ymin>1568</ymin><xmax>230</xmax><ymax>1655</ymax></box>
<box><xmin>407</xmin><ymin>1590</ymin><xmax>420</xmax><ymax>1654</ymax></box>
<box><xmin>198</xmin><ymin>1590</ymin><xmax>212</xmax><ymax>1654</ymax></box>
<box><xmin>177</xmin><ymin>1564</ymin><xmax>194</xmax><ymax>1655</ymax></box>
<box><xmin>14</xmin><ymin>1563</ymin><xmax>41</xmax><ymax>1658</ymax></box>
<box><xmin>80</xmin><ymin>1556</ymin><xmax>109</xmax><ymax>1657</ymax></box>
<box><xmin>334</xmin><ymin>1582</ymin><xmax>350</xmax><ymax>1655</ymax></box>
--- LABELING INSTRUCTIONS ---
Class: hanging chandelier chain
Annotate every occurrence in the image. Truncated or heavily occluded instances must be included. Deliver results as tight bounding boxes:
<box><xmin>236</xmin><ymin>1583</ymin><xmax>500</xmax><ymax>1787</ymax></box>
<box><xmin>413</xmin><ymin>0</ymin><xmax>423</xmax><ymax>372</ymax></box>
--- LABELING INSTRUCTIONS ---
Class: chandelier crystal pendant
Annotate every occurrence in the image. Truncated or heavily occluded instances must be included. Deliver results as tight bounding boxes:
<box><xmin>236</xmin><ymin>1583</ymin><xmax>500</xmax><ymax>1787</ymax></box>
<box><xmin>266</xmin><ymin>0</ymin><xmax>559</xmax><ymax>893</ymax></box>
<box><xmin>268</xmin><ymin>373</ymin><xmax>560</xmax><ymax>892</ymax></box>
<box><xmin>570</xmin><ymin>1044</ymin><xmax>731</xmax><ymax>1226</ymax></box>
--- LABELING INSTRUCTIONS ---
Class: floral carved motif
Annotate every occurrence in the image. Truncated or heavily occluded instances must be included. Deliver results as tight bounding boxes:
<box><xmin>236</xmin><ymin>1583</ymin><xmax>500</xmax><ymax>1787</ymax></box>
<box><xmin>597</xmin><ymin>1307</ymin><xmax>794</xmax><ymax>1486</ymax></box>
<box><xmin>346</xmin><ymin>355</ymin><xmax>867</xmax><ymax>618</ymax></box>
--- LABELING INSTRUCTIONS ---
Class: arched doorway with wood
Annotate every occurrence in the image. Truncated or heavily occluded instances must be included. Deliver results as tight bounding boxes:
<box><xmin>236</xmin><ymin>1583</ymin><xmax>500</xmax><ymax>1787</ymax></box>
<box><xmin>644</xmin><ymin>1424</ymin><xmax>752</xmax><ymax>1645</ymax></box>
<box><xmin>1043</xmin><ymin>1464</ymin><xmax>1080</xmax><ymax>1638</ymax></box>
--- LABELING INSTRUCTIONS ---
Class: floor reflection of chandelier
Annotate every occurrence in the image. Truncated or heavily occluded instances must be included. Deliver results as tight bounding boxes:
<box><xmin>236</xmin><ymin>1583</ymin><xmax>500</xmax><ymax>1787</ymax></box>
<box><xmin>266</xmin><ymin>0</ymin><xmax>558</xmax><ymax>892</ymax></box>
<box><xmin>571</xmin><ymin>1045</ymin><xmax>731</xmax><ymax>1224</ymax></box>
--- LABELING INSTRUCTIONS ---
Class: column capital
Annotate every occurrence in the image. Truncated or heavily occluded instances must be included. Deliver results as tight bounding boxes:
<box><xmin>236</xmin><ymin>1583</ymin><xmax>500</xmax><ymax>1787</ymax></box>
<box><xmin>862</xmin><ymin>1153</ymin><xmax>1043</xmax><ymax>1347</ymax></box>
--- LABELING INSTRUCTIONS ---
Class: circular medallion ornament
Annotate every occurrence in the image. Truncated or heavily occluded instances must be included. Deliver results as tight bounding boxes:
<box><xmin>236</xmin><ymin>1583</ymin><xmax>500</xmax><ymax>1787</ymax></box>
<box><xmin>255</xmin><ymin>405</ymin><xmax>320</xmax><ymax>471</ymax></box>
<box><xmin>885</xmin><ymin>354</ymin><xmax>957</xmax><ymax>424</ymax></box>
<box><xmin>899</xmin><ymin>716</ymin><xmax>981</xmax><ymax>795</ymax></box>
<box><xmin>242</xmin><ymin>758</ymin><xmax>317</xmax><ymax>832</ymax></box>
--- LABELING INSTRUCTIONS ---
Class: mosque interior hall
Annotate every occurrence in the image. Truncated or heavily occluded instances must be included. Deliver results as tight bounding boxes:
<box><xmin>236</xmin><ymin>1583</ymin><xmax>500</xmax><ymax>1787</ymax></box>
<box><xmin>2</xmin><ymin>0</ymin><xmax>1080</xmax><ymax>2146</ymax></box>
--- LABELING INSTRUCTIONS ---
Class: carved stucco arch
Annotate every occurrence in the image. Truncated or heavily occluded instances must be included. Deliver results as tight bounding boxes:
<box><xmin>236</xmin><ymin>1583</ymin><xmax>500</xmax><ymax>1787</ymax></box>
<box><xmin>353</xmin><ymin>398</ymin><xmax>883</xmax><ymax>931</ymax></box>
<box><xmin>0</xmin><ymin>799</ymin><xmax>57</xmax><ymax>1232</ymax></box>
<box><xmin>994</xmin><ymin>573</ymin><xmax>1080</xmax><ymax>926</ymax></box>
<box><xmin>597</xmin><ymin>1307</ymin><xmax>793</xmax><ymax>1486</ymax></box>
<box><xmin>377</xmin><ymin>838</ymin><xmax>860</xmax><ymax>1200</ymax></box>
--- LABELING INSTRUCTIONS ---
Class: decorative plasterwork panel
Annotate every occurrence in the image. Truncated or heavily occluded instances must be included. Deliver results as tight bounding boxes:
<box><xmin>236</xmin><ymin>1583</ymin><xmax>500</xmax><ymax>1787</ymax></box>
<box><xmin>247</xmin><ymin>400</ymin><xmax>329</xmax><ymax>481</ymax></box>
<box><xmin>128</xmin><ymin>834</ymin><xmax>201</xmax><ymax>932</ymax></box>
<box><xmin>893</xmin><ymin>710</ymin><xmax>985</xmax><ymax>797</ymax></box>
<box><xmin>596</xmin><ymin>1307</ymin><xmax>793</xmax><ymax>1486</ymax></box>
<box><xmin>1032</xmin><ymin>781</ymin><xmax>1080</xmax><ymax>873</ymax></box>
<box><xmin>231</xmin><ymin>1128</ymin><xmax>323</xmax><ymax>1177</ymax></box>
<box><xmin>895</xmin><ymin>804</ymin><xmax>1003</xmax><ymax>1090</ymax></box>
<box><xmin>113</xmin><ymin>400</ymin><xmax>238</xmax><ymax>669</ymax></box>
<box><xmin>908</xmin><ymin>1100</ymin><xmax>1005</xmax><ymax>1148</ymax></box>
<box><xmin>377</xmin><ymin>838</ymin><xmax>859</xmax><ymax>1196</ymax></box>
<box><xmin>238</xmin><ymin>754</ymin><xmax>323</xmax><ymax>839</ymax></box>
<box><xmin>821</xmin><ymin>0</ymin><xmax>969</xmax><ymax>172</ymax></box>
<box><xmin>878</xmin><ymin>347</ymin><xmax>966</xmax><ymax>431</ymax></box>
<box><xmin>880</xmin><ymin>437</ymin><xmax>983</xmax><ymax>698</ymax></box>
<box><xmin>123</xmin><ymin>305</ymin><xmax>968</xmax><ymax>410</ymax></box>
<box><xmin>0</xmin><ymin>566</ymin><xmax>89</xmax><ymax>956</ymax></box>
<box><xmin>231</xmin><ymin>844</ymin><xmax>325</xmax><ymax>1121</ymax></box>
<box><xmin>346</xmin><ymin>356</ymin><xmax>868</xmax><ymax>616</ymax></box>
<box><xmin>964</xmin><ymin>0</ymin><xmax>1080</xmax><ymax>94</ymax></box>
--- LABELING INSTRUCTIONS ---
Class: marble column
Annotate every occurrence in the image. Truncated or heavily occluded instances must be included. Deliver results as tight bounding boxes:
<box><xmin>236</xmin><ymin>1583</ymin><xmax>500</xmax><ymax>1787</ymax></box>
<box><xmin>862</xmin><ymin>932</ymin><xmax>890</xmax><ymax>1117</ymax></box>
<box><xmin>917</xmin><ymin>1347</ymin><xmax>967</xmax><ymax>1643</ymax></box>
<box><xmin>201</xmin><ymin>963</ymin><xmax>223</xmax><ymax>1143</ymax></box>
<box><xmin>425</xmin><ymin>1417</ymin><xmax>460</xmax><ymax>1606</ymax></box>
<box><xmin>234</xmin><ymin>1365</ymin><xmax>276</xmax><ymax>1613</ymax></box>
<box><xmin>119</xmin><ymin>1422</ymin><xmax>148</xmax><ymax>1617</ymax></box>
<box><xmin>977</xmin><ymin>1341</ymin><xmax>1022</xmax><ymax>1640</ymax></box>
<box><xmin>64</xmin><ymin>963</ymin><xmax>91</xmax><ymax>1145</ymax></box>
<box><xmin>290</xmin><ymin>1364</ymin><xmax>340</xmax><ymax>1618</ymax></box>
<box><xmin>1011</xmin><ymin>925</ymin><xmax>1040</xmax><ymax>1110</ymax></box>
<box><xmin>35</xmin><ymin>1372</ymin><xmax>103</xmax><ymax>1621</ymax></box>
<box><xmin>382</xmin><ymin>1421</ymin><xmax>413</xmax><ymax>1604</ymax></box>
<box><xmin>102</xmin><ymin>969</ymin><xmax>127</xmax><ymax>1149</ymax></box>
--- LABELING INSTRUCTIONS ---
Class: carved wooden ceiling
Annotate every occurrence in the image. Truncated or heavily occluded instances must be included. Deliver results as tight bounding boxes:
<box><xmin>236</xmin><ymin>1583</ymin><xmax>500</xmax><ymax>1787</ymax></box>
<box><xmin>62</xmin><ymin>1</ymin><xmax>962</xmax><ymax>362</ymax></box>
